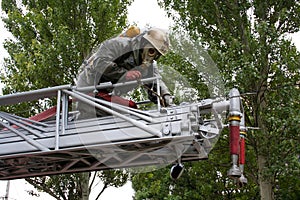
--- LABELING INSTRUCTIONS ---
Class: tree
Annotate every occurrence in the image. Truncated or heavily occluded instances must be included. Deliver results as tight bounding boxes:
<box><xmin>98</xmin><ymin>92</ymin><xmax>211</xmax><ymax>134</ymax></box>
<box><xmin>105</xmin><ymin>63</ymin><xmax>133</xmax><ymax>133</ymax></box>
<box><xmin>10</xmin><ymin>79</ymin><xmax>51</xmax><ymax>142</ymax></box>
<box><xmin>1</xmin><ymin>0</ymin><xmax>133</xmax><ymax>199</ymax></box>
<box><xmin>132</xmin><ymin>0</ymin><xmax>300</xmax><ymax>199</ymax></box>
<box><xmin>133</xmin><ymin>132</ymin><xmax>260</xmax><ymax>200</ymax></box>
<box><xmin>25</xmin><ymin>170</ymin><xmax>128</xmax><ymax>200</ymax></box>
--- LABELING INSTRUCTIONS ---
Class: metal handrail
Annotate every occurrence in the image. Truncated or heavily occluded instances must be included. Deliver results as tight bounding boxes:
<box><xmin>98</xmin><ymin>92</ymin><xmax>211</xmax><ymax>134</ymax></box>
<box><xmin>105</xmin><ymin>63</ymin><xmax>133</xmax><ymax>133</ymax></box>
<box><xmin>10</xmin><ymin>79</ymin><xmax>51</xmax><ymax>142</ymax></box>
<box><xmin>0</xmin><ymin>84</ymin><xmax>72</xmax><ymax>106</ymax></box>
<box><xmin>0</xmin><ymin>75</ymin><xmax>164</xmax><ymax>151</ymax></box>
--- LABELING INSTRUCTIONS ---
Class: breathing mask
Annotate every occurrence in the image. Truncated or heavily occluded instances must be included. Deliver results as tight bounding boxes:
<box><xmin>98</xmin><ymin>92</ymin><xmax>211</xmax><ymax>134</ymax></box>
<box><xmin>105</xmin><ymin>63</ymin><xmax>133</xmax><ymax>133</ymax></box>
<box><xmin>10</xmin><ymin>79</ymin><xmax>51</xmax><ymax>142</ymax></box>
<box><xmin>141</xmin><ymin>44</ymin><xmax>160</xmax><ymax>69</ymax></box>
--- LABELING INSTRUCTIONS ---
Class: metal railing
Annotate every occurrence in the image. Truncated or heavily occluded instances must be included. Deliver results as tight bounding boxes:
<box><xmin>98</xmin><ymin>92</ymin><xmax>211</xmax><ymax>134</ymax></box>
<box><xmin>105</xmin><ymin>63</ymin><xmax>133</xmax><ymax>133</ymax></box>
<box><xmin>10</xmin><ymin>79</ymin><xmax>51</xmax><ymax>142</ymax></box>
<box><xmin>0</xmin><ymin>76</ymin><xmax>164</xmax><ymax>151</ymax></box>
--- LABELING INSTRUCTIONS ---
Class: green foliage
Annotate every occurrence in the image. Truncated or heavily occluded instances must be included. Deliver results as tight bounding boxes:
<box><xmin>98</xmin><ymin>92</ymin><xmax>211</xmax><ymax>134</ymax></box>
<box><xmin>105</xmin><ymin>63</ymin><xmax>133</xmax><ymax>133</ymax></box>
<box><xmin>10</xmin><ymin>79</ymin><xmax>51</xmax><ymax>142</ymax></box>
<box><xmin>1</xmin><ymin>0</ymin><xmax>131</xmax><ymax>93</ymax></box>
<box><xmin>132</xmin><ymin>0</ymin><xmax>300</xmax><ymax>199</ymax></box>
<box><xmin>1</xmin><ymin>0</ymin><xmax>133</xmax><ymax>199</ymax></box>
<box><xmin>132</xmin><ymin>131</ymin><xmax>260</xmax><ymax>200</ymax></box>
<box><xmin>26</xmin><ymin>174</ymin><xmax>86</xmax><ymax>200</ymax></box>
<box><xmin>26</xmin><ymin>170</ymin><xmax>129</xmax><ymax>200</ymax></box>
<box><xmin>160</xmin><ymin>52</ymin><xmax>210</xmax><ymax>100</ymax></box>
<box><xmin>99</xmin><ymin>169</ymin><xmax>129</xmax><ymax>188</ymax></box>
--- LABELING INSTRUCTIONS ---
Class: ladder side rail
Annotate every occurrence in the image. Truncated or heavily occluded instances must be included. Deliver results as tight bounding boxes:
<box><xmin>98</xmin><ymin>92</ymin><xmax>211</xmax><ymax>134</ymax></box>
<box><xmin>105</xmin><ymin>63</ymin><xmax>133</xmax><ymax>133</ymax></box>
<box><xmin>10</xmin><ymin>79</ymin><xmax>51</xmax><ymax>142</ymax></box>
<box><xmin>112</xmin><ymin>102</ymin><xmax>160</xmax><ymax>118</ymax></box>
<box><xmin>75</xmin><ymin>76</ymin><xmax>161</xmax><ymax>93</ymax></box>
<box><xmin>63</xmin><ymin>90</ymin><xmax>162</xmax><ymax>137</ymax></box>
<box><xmin>0</xmin><ymin>112</ymin><xmax>50</xmax><ymax>127</ymax></box>
<box><xmin>0</xmin><ymin>112</ymin><xmax>49</xmax><ymax>133</ymax></box>
<box><xmin>72</xmin><ymin>90</ymin><xmax>155</xmax><ymax>123</ymax></box>
<box><xmin>0</xmin><ymin>113</ymin><xmax>44</xmax><ymax>138</ymax></box>
<box><xmin>0</xmin><ymin>120</ymin><xmax>50</xmax><ymax>151</ymax></box>
<box><xmin>0</xmin><ymin>84</ymin><xmax>72</xmax><ymax>106</ymax></box>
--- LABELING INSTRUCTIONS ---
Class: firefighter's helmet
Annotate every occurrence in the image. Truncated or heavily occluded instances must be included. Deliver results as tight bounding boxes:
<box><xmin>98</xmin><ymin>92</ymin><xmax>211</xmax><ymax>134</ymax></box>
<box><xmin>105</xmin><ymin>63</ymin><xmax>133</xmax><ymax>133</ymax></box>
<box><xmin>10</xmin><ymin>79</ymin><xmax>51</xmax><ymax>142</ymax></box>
<box><xmin>143</xmin><ymin>28</ymin><xmax>170</xmax><ymax>55</ymax></box>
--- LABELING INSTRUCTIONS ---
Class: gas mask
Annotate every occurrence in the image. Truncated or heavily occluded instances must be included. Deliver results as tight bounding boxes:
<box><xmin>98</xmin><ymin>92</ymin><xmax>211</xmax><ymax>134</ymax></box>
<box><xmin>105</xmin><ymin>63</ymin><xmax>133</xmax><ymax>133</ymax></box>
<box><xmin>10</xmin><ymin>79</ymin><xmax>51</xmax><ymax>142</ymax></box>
<box><xmin>141</xmin><ymin>44</ymin><xmax>160</xmax><ymax>69</ymax></box>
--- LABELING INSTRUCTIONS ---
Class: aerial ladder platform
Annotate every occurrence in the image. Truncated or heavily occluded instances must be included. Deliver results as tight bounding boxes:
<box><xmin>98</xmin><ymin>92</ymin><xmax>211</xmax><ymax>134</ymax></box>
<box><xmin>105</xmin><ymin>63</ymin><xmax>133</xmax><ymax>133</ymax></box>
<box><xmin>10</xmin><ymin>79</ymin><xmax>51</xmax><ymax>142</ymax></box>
<box><xmin>0</xmin><ymin>76</ymin><xmax>247</xmax><ymax>183</ymax></box>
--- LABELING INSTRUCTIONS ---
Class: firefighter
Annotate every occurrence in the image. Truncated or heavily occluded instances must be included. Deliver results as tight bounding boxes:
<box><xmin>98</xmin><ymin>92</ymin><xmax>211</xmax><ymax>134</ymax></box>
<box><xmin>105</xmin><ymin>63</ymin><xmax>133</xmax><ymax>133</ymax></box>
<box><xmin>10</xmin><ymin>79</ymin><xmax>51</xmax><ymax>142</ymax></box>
<box><xmin>75</xmin><ymin>27</ymin><xmax>172</xmax><ymax>119</ymax></box>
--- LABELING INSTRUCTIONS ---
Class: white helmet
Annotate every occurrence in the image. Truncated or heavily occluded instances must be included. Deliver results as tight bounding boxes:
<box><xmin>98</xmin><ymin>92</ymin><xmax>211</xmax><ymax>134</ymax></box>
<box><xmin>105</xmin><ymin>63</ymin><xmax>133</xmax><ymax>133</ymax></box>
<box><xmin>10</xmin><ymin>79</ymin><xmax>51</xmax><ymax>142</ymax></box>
<box><xmin>143</xmin><ymin>28</ymin><xmax>170</xmax><ymax>55</ymax></box>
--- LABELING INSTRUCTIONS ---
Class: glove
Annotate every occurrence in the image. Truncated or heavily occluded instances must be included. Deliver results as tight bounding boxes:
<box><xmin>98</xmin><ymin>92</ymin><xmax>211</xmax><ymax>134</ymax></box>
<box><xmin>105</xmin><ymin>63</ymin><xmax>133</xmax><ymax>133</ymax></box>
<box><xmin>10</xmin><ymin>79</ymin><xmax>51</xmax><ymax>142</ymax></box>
<box><xmin>125</xmin><ymin>70</ymin><xmax>142</xmax><ymax>81</ymax></box>
<box><xmin>162</xmin><ymin>94</ymin><xmax>174</xmax><ymax>107</ymax></box>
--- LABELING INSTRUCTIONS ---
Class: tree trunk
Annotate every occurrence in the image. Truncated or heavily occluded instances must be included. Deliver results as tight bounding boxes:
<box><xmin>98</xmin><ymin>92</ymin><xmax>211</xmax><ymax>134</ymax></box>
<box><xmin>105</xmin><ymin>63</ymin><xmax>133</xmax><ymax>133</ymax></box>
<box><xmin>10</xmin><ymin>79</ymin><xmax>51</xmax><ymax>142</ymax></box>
<box><xmin>80</xmin><ymin>172</ymin><xmax>91</xmax><ymax>200</ymax></box>
<box><xmin>257</xmin><ymin>155</ymin><xmax>274</xmax><ymax>200</ymax></box>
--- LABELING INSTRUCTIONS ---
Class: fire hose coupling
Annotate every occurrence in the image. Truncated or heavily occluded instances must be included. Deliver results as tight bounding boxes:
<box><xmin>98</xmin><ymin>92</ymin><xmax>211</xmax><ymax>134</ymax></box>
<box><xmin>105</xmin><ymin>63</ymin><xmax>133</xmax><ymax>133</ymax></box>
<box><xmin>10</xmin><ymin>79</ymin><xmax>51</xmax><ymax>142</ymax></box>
<box><xmin>240</xmin><ymin>130</ymin><xmax>247</xmax><ymax>137</ymax></box>
<box><xmin>228</xmin><ymin>115</ymin><xmax>242</xmax><ymax>122</ymax></box>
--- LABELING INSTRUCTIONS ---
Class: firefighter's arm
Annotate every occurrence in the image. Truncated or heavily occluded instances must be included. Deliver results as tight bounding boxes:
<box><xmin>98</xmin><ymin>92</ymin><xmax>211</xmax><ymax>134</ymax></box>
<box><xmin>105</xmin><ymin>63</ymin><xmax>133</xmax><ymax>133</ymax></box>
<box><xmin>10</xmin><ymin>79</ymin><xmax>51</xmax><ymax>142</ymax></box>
<box><xmin>93</xmin><ymin>38</ymin><xmax>134</xmax><ymax>83</ymax></box>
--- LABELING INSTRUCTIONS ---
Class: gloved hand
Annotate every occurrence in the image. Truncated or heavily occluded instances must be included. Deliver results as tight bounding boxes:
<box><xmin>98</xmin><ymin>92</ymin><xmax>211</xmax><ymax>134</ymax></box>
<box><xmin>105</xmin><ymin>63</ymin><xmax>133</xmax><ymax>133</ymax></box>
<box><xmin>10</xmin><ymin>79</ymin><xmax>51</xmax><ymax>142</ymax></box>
<box><xmin>162</xmin><ymin>94</ymin><xmax>174</xmax><ymax>107</ymax></box>
<box><xmin>125</xmin><ymin>70</ymin><xmax>142</xmax><ymax>81</ymax></box>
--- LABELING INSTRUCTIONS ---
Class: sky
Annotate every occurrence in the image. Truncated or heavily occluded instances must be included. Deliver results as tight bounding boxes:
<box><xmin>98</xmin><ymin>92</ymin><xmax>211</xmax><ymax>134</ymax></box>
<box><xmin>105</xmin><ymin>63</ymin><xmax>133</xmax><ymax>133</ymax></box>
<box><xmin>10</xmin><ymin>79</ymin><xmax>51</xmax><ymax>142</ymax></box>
<box><xmin>0</xmin><ymin>0</ymin><xmax>172</xmax><ymax>199</ymax></box>
<box><xmin>0</xmin><ymin>0</ymin><xmax>299</xmax><ymax>199</ymax></box>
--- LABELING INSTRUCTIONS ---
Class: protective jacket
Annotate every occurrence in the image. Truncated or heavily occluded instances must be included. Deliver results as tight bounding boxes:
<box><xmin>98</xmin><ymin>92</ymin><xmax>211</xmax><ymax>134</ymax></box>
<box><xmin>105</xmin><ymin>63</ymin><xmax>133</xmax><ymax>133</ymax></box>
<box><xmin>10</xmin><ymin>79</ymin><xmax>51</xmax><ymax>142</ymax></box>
<box><xmin>75</xmin><ymin>34</ymin><xmax>170</xmax><ymax>118</ymax></box>
<box><xmin>76</xmin><ymin>34</ymin><xmax>170</xmax><ymax>96</ymax></box>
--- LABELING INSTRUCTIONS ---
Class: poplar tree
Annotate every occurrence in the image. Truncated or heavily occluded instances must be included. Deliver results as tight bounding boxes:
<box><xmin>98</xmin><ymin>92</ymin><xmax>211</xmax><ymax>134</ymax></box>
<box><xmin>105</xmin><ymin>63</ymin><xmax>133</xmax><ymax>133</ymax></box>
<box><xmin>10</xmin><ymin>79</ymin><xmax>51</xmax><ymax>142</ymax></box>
<box><xmin>1</xmin><ymin>0</ymin><xmax>132</xmax><ymax>199</ymax></box>
<box><xmin>132</xmin><ymin>1</ymin><xmax>300</xmax><ymax>199</ymax></box>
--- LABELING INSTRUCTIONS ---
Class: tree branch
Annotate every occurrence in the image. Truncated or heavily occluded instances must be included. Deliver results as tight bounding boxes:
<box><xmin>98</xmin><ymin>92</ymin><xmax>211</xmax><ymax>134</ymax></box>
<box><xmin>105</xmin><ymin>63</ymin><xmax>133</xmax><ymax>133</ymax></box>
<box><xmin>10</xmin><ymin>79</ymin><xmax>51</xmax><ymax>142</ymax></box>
<box><xmin>95</xmin><ymin>183</ymin><xmax>108</xmax><ymax>200</ymax></box>
<box><xmin>25</xmin><ymin>178</ymin><xmax>60</xmax><ymax>199</ymax></box>
<box><xmin>89</xmin><ymin>171</ymin><xmax>97</xmax><ymax>192</ymax></box>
